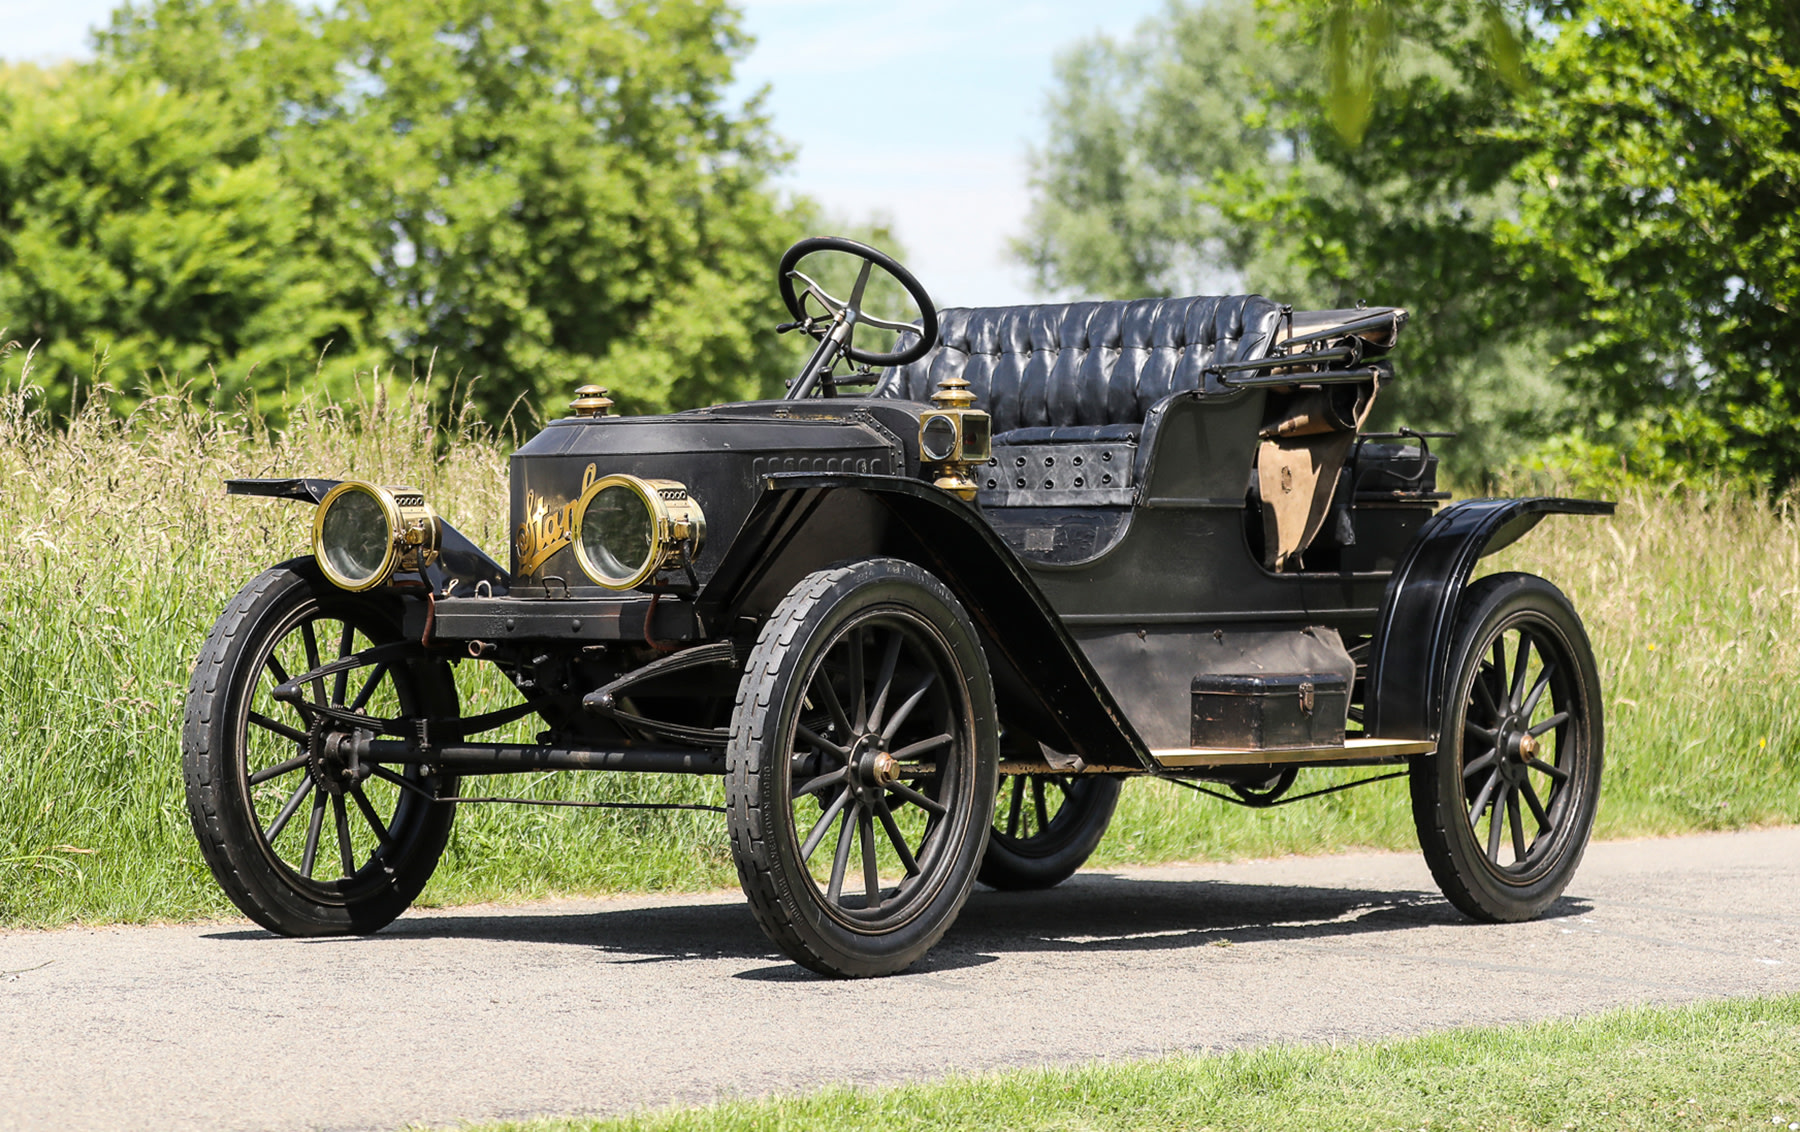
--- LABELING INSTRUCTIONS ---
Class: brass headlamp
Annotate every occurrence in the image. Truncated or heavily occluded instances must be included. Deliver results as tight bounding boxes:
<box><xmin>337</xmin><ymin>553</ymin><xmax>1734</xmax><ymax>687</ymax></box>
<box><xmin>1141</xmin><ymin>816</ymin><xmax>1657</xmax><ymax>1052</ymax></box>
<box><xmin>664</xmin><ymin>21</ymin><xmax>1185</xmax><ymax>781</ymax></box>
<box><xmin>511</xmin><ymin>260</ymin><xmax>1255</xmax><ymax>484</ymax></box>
<box><xmin>571</xmin><ymin>474</ymin><xmax>706</xmax><ymax>590</ymax></box>
<box><xmin>312</xmin><ymin>482</ymin><xmax>441</xmax><ymax>592</ymax></box>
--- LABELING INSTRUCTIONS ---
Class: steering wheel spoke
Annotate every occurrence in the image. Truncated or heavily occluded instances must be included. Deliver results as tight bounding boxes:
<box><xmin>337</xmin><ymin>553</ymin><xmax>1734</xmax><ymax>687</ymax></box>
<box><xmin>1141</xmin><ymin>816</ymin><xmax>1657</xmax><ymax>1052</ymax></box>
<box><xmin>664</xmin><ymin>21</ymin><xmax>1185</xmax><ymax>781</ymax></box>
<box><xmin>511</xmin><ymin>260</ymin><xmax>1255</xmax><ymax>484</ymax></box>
<box><xmin>778</xmin><ymin>237</ymin><xmax>939</xmax><ymax>394</ymax></box>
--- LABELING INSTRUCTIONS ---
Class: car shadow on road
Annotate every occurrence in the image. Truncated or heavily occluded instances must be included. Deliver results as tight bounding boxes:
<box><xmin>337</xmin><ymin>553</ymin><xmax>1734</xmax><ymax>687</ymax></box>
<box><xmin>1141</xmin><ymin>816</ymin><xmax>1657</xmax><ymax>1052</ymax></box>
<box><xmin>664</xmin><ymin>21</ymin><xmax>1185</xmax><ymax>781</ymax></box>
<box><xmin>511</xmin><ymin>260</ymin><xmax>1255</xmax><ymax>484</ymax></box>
<box><xmin>203</xmin><ymin>870</ymin><xmax>1590</xmax><ymax>978</ymax></box>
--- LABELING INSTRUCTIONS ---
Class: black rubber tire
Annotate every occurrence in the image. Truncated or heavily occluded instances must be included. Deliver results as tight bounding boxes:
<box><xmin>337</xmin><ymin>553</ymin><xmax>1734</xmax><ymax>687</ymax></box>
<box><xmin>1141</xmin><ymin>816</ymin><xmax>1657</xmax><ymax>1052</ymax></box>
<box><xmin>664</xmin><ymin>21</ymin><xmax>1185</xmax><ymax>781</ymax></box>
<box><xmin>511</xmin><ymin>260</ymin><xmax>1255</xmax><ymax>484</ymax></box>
<box><xmin>183</xmin><ymin>560</ymin><xmax>459</xmax><ymax>936</ymax></box>
<box><xmin>1410</xmin><ymin>572</ymin><xmax>1604</xmax><ymax>922</ymax></box>
<box><xmin>979</xmin><ymin>773</ymin><xmax>1121</xmax><ymax>891</ymax></box>
<box><xmin>725</xmin><ymin>558</ymin><xmax>998</xmax><ymax>978</ymax></box>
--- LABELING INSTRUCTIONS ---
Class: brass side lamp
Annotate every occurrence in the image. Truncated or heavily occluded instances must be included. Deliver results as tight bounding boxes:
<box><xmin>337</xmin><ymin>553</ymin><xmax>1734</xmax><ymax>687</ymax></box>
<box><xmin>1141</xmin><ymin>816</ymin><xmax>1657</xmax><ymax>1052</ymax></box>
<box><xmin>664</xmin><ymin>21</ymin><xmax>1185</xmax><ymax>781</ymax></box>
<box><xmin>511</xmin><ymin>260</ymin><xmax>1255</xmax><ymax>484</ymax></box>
<box><xmin>919</xmin><ymin>375</ymin><xmax>991</xmax><ymax>501</ymax></box>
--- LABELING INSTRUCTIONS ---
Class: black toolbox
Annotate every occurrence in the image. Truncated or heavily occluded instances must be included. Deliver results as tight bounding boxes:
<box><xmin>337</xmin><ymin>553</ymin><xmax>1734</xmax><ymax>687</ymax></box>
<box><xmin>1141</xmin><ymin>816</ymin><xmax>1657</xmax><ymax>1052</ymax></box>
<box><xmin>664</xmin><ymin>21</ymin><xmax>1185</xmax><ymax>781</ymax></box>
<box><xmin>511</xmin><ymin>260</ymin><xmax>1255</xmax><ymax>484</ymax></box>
<box><xmin>1190</xmin><ymin>672</ymin><xmax>1348</xmax><ymax>750</ymax></box>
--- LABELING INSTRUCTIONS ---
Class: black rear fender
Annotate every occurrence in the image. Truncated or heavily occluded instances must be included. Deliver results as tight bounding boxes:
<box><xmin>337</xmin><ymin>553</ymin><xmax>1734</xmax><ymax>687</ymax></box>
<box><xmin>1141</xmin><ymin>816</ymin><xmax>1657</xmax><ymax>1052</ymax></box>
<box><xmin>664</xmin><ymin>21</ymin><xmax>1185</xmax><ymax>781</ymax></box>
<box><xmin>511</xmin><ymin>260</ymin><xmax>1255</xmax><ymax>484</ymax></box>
<box><xmin>699</xmin><ymin>474</ymin><xmax>1151</xmax><ymax>768</ymax></box>
<box><xmin>1363</xmin><ymin>497</ymin><xmax>1614</xmax><ymax>740</ymax></box>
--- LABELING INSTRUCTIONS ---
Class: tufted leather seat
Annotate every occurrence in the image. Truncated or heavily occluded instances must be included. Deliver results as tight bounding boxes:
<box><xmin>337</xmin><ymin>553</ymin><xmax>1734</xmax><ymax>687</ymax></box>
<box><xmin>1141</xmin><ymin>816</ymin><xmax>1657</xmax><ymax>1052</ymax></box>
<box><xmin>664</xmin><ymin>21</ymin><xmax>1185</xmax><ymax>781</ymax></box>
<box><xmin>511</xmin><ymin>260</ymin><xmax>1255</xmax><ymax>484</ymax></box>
<box><xmin>873</xmin><ymin>295</ymin><xmax>1285</xmax><ymax>439</ymax></box>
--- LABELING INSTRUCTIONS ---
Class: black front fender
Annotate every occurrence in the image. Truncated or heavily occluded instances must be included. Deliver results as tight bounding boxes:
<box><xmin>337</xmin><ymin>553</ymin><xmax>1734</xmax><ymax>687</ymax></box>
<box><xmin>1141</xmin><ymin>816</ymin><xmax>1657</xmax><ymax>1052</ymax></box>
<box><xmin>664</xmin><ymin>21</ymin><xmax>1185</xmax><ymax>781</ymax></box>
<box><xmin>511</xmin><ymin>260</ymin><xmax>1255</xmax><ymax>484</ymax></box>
<box><xmin>225</xmin><ymin>477</ymin><xmax>510</xmax><ymax>593</ymax></box>
<box><xmin>698</xmin><ymin>474</ymin><xmax>1152</xmax><ymax>768</ymax></box>
<box><xmin>1363</xmin><ymin>496</ymin><xmax>1614</xmax><ymax>740</ymax></box>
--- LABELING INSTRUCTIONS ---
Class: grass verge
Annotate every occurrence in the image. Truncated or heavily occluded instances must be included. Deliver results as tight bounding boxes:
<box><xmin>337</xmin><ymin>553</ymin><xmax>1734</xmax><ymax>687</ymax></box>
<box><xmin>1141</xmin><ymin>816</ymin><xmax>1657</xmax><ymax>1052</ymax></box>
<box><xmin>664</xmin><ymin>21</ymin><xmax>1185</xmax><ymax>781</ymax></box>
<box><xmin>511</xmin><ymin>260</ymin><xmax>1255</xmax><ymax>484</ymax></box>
<box><xmin>2</xmin><ymin>362</ymin><xmax>1797</xmax><ymax>925</ymax></box>
<box><xmin>465</xmin><ymin>994</ymin><xmax>1800</xmax><ymax>1132</ymax></box>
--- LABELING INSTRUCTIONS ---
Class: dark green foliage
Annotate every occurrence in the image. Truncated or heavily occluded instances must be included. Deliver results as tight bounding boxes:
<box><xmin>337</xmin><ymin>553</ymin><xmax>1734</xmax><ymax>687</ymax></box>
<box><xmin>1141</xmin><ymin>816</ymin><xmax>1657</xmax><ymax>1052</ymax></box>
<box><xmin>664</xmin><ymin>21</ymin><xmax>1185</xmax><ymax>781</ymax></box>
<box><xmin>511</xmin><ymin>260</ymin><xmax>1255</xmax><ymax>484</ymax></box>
<box><xmin>1019</xmin><ymin>0</ymin><xmax>1800</xmax><ymax>486</ymax></box>
<box><xmin>0</xmin><ymin>64</ymin><xmax>365</xmax><ymax>413</ymax></box>
<box><xmin>1</xmin><ymin>0</ymin><xmax>807</xmax><ymax>421</ymax></box>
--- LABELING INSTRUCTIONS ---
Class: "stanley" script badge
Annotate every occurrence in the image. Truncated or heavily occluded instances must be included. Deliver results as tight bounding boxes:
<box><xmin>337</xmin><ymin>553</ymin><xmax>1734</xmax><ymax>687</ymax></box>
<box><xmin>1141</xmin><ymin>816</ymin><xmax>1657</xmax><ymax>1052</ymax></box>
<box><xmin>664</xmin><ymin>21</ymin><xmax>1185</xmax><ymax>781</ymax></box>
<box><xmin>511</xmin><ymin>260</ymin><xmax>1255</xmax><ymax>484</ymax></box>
<box><xmin>515</xmin><ymin>463</ymin><xmax>597</xmax><ymax>575</ymax></box>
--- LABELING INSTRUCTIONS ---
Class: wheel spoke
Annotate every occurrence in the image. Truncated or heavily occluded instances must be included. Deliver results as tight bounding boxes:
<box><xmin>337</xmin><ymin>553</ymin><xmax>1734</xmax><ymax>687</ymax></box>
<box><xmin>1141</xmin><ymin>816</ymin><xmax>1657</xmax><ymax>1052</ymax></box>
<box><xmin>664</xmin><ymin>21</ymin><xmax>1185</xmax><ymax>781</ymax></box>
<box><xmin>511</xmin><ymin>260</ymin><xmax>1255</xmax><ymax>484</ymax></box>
<box><xmin>332</xmin><ymin>794</ymin><xmax>355</xmax><ymax>878</ymax></box>
<box><xmin>1005</xmin><ymin>775</ymin><xmax>1025</xmax><ymax>837</ymax></box>
<box><xmin>1526</xmin><ymin>756</ymin><xmax>1569</xmax><ymax>782</ymax></box>
<box><xmin>1521</xmin><ymin>660</ymin><xmax>1557</xmax><ymax>717</ymax></box>
<box><xmin>332</xmin><ymin>623</ymin><xmax>355</xmax><ymax>705</ymax></box>
<box><xmin>248</xmin><ymin>712</ymin><xmax>308</xmax><ymax>746</ymax></box>
<box><xmin>859</xmin><ymin>812</ymin><xmax>880</xmax><ymax>909</ymax></box>
<box><xmin>1468</xmin><ymin>767</ymin><xmax>1502</xmax><ymax>825</ymax></box>
<box><xmin>799</xmin><ymin>786</ymin><xmax>854</xmax><ymax>862</ymax></box>
<box><xmin>250</xmin><ymin>752</ymin><xmax>309</xmax><ymax>786</ymax></box>
<box><xmin>1510</xmin><ymin>633</ymin><xmax>1533</xmax><ymax>709</ymax></box>
<box><xmin>1520</xmin><ymin>778</ymin><xmax>1552</xmax><ymax>835</ymax></box>
<box><xmin>865</xmin><ymin>631</ymin><xmax>903</xmax><ymax>734</ymax></box>
<box><xmin>1032</xmin><ymin>777</ymin><xmax>1050</xmax><ymax>833</ymax></box>
<box><xmin>847</xmin><ymin>627</ymin><xmax>867</xmax><ymax>731</ymax></box>
<box><xmin>370</xmin><ymin>764</ymin><xmax>440</xmax><ymax>802</ymax></box>
<box><xmin>873</xmin><ymin>795</ymin><xmax>920</xmax><ymax>877</ymax></box>
<box><xmin>1461</xmin><ymin>747</ymin><xmax>1498</xmax><ymax>779</ymax></box>
<box><xmin>266</xmin><ymin>653</ymin><xmax>292</xmax><ymax>686</ymax></box>
<box><xmin>301</xmin><ymin>621</ymin><xmax>327</xmax><ymax>706</ymax></box>
<box><xmin>890</xmin><ymin>732</ymin><xmax>953</xmax><ymax>763</ymax></box>
<box><xmin>1528</xmin><ymin>711</ymin><xmax>1570</xmax><ymax>738</ymax></box>
<box><xmin>1471</xmin><ymin>666</ymin><xmax>1500</xmax><ymax>718</ymax></box>
<box><xmin>1488</xmin><ymin>639</ymin><xmax>1508</xmax><ymax>709</ymax></box>
<box><xmin>350</xmin><ymin>785</ymin><xmax>392</xmax><ymax>848</ymax></box>
<box><xmin>796</xmin><ymin>723</ymin><xmax>850</xmax><ymax>762</ymax></box>
<box><xmin>300</xmin><ymin>790</ymin><xmax>327</xmax><ymax>879</ymax></box>
<box><xmin>793</xmin><ymin>766</ymin><xmax>848</xmax><ymax>801</ymax></box>
<box><xmin>1486</xmin><ymin>783</ymin><xmax>1508</xmax><ymax>861</ymax></box>
<box><xmin>264</xmin><ymin>776</ymin><xmax>315</xmax><ymax>842</ymax></box>
<box><xmin>888</xmin><ymin>779</ymin><xmax>947</xmax><ymax>817</ymax></box>
<box><xmin>815</xmin><ymin>669</ymin><xmax>854</xmax><ymax>742</ymax></box>
<box><xmin>347</xmin><ymin>662</ymin><xmax>389</xmax><ymax>714</ymax></box>
<box><xmin>1507</xmin><ymin>789</ymin><xmax>1528</xmax><ymax>861</ymax></box>
<box><xmin>827</xmin><ymin>806</ymin><xmax>856</xmax><ymax>903</ymax></box>
<box><xmin>1464</xmin><ymin>718</ymin><xmax>1497</xmax><ymax>743</ymax></box>
<box><xmin>880</xmin><ymin>671</ymin><xmax>938</xmax><ymax>742</ymax></box>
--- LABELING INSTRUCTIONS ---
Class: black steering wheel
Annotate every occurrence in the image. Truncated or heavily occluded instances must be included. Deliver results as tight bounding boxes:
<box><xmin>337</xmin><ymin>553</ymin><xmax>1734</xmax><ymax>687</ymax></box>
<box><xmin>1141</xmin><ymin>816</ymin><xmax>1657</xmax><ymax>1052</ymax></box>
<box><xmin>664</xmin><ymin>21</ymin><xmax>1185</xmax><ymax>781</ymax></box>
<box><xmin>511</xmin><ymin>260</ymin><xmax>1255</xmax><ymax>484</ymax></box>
<box><xmin>778</xmin><ymin>237</ymin><xmax>938</xmax><ymax>385</ymax></box>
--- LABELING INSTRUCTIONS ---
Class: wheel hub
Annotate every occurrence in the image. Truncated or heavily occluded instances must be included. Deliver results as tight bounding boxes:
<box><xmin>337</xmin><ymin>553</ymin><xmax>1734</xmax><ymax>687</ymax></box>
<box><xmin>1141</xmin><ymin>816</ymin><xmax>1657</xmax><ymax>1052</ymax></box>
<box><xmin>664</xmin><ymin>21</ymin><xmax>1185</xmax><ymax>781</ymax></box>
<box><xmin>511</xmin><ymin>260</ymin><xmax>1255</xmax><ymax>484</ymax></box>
<box><xmin>1494</xmin><ymin>713</ymin><xmax>1541</xmax><ymax>784</ymax></box>
<box><xmin>309</xmin><ymin>728</ymin><xmax>374</xmax><ymax>797</ymax></box>
<box><xmin>845</xmin><ymin>734</ymin><xmax>900</xmax><ymax>801</ymax></box>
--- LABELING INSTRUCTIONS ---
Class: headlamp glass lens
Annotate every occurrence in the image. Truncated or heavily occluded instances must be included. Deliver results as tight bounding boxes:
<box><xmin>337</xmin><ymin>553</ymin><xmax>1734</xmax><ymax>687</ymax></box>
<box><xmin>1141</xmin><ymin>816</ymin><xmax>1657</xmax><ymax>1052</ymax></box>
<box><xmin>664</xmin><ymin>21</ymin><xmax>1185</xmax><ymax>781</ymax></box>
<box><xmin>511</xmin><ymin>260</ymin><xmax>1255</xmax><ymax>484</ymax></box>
<box><xmin>921</xmin><ymin>414</ymin><xmax>958</xmax><ymax>462</ymax></box>
<box><xmin>319</xmin><ymin>488</ymin><xmax>392</xmax><ymax>586</ymax></box>
<box><xmin>580</xmin><ymin>483</ymin><xmax>655</xmax><ymax>583</ymax></box>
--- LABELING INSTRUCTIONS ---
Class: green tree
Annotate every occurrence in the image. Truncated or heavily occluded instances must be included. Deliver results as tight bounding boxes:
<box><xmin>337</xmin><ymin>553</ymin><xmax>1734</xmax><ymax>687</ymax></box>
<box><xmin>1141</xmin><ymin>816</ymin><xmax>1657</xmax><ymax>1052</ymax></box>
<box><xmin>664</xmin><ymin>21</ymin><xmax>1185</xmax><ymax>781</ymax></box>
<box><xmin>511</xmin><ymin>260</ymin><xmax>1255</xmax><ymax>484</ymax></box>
<box><xmin>0</xmin><ymin>63</ymin><xmax>364</xmax><ymax>413</ymax></box>
<box><xmin>1019</xmin><ymin>0</ymin><xmax>1800</xmax><ymax>486</ymax></box>
<box><xmin>1015</xmin><ymin>0</ymin><xmax>1573</xmax><ymax>481</ymax></box>
<box><xmin>5</xmin><ymin>0</ymin><xmax>806</xmax><ymax>422</ymax></box>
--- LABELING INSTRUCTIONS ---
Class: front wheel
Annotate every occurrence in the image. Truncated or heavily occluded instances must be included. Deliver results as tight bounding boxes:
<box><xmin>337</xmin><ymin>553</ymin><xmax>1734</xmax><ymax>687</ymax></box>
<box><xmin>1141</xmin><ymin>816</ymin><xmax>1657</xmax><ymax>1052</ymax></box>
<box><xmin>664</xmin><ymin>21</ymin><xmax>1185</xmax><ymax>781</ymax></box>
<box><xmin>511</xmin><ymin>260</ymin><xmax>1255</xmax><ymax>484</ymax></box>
<box><xmin>183</xmin><ymin>562</ymin><xmax>460</xmax><ymax>936</ymax></box>
<box><xmin>1410</xmin><ymin>572</ymin><xmax>1603</xmax><ymax>922</ymax></box>
<box><xmin>726</xmin><ymin>559</ymin><xmax>998</xmax><ymax>977</ymax></box>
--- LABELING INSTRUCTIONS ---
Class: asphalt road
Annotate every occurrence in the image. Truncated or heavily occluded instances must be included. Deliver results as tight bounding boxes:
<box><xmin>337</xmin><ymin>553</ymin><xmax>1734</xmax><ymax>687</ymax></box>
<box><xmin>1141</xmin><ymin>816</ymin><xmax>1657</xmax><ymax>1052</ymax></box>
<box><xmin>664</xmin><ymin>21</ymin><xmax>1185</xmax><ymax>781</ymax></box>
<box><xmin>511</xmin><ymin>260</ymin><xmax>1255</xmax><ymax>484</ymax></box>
<box><xmin>3</xmin><ymin>826</ymin><xmax>1798</xmax><ymax>1132</ymax></box>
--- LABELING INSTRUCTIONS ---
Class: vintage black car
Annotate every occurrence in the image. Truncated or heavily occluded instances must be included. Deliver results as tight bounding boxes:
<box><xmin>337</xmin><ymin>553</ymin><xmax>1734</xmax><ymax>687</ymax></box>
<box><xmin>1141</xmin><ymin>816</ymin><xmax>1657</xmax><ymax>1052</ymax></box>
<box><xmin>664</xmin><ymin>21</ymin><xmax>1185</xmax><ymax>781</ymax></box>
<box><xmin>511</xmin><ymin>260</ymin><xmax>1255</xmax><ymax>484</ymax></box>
<box><xmin>185</xmin><ymin>237</ymin><xmax>1611</xmax><ymax>977</ymax></box>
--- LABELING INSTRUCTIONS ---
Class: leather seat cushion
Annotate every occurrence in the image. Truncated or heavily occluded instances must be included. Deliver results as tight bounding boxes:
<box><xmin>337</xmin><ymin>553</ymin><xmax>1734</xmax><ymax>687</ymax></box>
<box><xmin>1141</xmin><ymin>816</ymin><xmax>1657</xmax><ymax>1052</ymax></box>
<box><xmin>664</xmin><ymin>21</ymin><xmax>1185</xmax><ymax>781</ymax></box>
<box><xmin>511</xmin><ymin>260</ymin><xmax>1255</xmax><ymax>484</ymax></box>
<box><xmin>874</xmin><ymin>294</ymin><xmax>1284</xmax><ymax>434</ymax></box>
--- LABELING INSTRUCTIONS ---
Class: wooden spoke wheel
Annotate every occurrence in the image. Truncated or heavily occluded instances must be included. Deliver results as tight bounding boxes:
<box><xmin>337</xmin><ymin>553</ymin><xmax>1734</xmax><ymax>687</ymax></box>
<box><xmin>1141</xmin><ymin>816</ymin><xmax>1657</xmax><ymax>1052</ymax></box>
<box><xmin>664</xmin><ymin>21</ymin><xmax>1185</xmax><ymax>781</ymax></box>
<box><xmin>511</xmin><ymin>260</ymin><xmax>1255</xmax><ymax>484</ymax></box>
<box><xmin>184</xmin><ymin>562</ymin><xmax>459</xmax><ymax>935</ymax></box>
<box><xmin>726</xmin><ymin>559</ymin><xmax>998</xmax><ymax>977</ymax></box>
<box><xmin>980</xmin><ymin>772</ymin><xmax>1120</xmax><ymax>890</ymax></box>
<box><xmin>1411</xmin><ymin>572</ymin><xmax>1603</xmax><ymax>922</ymax></box>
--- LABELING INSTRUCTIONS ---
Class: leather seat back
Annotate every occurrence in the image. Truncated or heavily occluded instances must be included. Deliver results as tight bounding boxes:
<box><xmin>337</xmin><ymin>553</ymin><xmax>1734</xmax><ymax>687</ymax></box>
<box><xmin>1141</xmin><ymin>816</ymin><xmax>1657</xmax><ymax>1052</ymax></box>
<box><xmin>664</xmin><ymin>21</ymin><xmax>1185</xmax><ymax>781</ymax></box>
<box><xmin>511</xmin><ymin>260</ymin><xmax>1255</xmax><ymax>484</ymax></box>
<box><xmin>874</xmin><ymin>294</ymin><xmax>1285</xmax><ymax>435</ymax></box>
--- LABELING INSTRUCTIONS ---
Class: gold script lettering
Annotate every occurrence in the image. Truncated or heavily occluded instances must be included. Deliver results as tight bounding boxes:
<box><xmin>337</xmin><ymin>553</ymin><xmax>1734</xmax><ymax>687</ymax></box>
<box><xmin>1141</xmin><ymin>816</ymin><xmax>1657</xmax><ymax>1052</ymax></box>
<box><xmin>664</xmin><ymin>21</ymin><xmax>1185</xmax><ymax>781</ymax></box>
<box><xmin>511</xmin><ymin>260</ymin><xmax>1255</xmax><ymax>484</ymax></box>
<box><xmin>515</xmin><ymin>463</ymin><xmax>597</xmax><ymax>575</ymax></box>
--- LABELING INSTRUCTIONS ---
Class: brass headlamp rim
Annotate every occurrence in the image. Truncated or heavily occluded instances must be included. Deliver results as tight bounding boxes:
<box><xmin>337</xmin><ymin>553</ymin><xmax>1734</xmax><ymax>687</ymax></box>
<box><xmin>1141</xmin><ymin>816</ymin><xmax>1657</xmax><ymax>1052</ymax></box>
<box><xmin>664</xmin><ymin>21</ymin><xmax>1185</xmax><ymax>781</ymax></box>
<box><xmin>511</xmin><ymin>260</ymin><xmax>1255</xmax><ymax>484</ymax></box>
<box><xmin>313</xmin><ymin>481</ymin><xmax>406</xmax><ymax>592</ymax></box>
<box><xmin>571</xmin><ymin>473</ymin><xmax>704</xmax><ymax>591</ymax></box>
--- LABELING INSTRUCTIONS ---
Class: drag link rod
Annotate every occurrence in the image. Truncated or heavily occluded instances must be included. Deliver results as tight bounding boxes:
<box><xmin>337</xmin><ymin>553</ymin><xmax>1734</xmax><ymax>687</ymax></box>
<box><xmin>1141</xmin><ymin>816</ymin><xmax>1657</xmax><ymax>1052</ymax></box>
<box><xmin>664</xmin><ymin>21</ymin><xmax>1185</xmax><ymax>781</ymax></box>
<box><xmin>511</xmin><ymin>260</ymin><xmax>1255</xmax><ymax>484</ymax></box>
<box><xmin>356</xmin><ymin>738</ymin><xmax>727</xmax><ymax>776</ymax></box>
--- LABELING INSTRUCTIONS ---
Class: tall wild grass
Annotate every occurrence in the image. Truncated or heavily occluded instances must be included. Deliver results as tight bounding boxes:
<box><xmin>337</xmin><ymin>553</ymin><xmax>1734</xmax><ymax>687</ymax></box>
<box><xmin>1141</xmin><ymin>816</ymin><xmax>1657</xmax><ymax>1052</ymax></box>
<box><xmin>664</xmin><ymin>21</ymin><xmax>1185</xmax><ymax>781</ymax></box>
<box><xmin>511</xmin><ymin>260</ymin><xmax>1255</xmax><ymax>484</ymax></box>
<box><xmin>1</xmin><ymin>343</ymin><xmax>1795</xmax><ymax>925</ymax></box>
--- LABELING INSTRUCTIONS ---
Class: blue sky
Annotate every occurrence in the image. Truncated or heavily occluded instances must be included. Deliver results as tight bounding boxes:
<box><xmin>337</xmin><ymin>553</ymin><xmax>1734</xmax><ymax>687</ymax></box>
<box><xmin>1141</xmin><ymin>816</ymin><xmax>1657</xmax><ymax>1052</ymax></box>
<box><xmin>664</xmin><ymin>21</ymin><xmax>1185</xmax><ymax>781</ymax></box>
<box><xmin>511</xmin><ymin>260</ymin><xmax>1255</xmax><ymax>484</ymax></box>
<box><xmin>3</xmin><ymin>0</ymin><xmax>1170</xmax><ymax>306</ymax></box>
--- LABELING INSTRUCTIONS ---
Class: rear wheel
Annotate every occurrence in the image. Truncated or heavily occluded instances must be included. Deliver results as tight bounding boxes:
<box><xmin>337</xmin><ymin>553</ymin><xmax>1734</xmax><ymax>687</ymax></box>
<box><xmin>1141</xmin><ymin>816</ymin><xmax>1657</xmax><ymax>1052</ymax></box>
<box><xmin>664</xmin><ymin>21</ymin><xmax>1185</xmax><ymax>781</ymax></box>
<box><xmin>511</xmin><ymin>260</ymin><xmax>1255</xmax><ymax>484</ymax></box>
<box><xmin>1411</xmin><ymin>572</ymin><xmax>1603</xmax><ymax>922</ymax></box>
<box><xmin>979</xmin><ymin>773</ymin><xmax>1120</xmax><ymax>890</ymax></box>
<box><xmin>726</xmin><ymin>559</ymin><xmax>998</xmax><ymax>977</ymax></box>
<box><xmin>183</xmin><ymin>562</ymin><xmax>459</xmax><ymax>936</ymax></box>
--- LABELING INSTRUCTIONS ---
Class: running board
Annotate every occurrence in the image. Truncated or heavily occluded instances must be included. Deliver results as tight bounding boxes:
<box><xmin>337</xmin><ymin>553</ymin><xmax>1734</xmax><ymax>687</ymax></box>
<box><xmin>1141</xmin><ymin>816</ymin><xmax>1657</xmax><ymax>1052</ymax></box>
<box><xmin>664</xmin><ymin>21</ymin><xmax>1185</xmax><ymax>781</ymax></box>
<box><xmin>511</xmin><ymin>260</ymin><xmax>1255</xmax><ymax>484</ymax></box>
<box><xmin>1151</xmin><ymin>736</ymin><xmax>1436</xmax><ymax>769</ymax></box>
